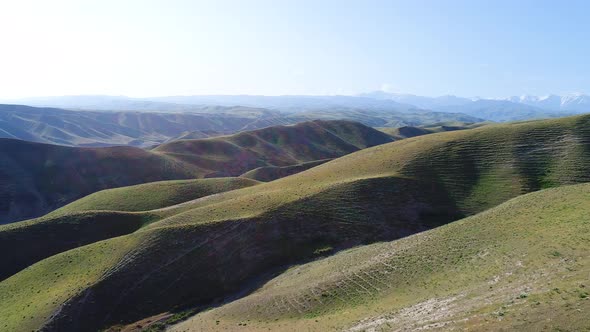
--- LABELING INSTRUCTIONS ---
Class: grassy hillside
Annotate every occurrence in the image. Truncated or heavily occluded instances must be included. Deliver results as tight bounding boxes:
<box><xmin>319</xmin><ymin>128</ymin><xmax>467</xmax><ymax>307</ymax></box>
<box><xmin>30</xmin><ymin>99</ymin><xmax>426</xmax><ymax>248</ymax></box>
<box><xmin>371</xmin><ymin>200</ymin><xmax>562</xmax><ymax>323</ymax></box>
<box><xmin>172</xmin><ymin>183</ymin><xmax>590</xmax><ymax>331</ymax></box>
<box><xmin>1</xmin><ymin>120</ymin><xmax>388</xmax><ymax>223</ymax></box>
<box><xmin>1</xmin><ymin>114</ymin><xmax>589</xmax><ymax>331</ymax></box>
<box><xmin>51</xmin><ymin>178</ymin><xmax>259</xmax><ymax>215</ymax></box>
<box><xmin>240</xmin><ymin>159</ymin><xmax>332</xmax><ymax>182</ymax></box>
<box><xmin>0</xmin><ymin>211</ymin><xmax>150</xmax><ymax>282</ymax></box>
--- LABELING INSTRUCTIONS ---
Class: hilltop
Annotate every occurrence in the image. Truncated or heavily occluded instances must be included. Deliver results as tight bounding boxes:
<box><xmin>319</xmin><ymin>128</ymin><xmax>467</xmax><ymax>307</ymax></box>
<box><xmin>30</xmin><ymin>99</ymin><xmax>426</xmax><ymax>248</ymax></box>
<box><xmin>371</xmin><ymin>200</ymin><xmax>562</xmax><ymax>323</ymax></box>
<box><xmin>0</xmin><ymin>120</ymin><xmax>392</xmax><ymax>223</ymax></box>
<box><xmin>1</xmin><ymin>114</ymin><xmax>588</xmax><ymax>331</ymax></box>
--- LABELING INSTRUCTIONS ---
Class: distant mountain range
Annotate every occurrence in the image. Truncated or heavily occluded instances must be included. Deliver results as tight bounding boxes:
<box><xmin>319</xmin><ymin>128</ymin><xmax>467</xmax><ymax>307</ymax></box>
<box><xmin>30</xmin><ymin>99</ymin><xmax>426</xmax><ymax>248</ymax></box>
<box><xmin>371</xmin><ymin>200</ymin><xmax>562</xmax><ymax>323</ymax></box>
<box><xmin>0</xmin><ymin>95</ymin><xmax>417</xmax><ymax>113</ymax></box>
<box><xmin>359</xmin><ymin>91</ymin><xmax>474</xmax><ymax>109</ymax></box>
<box><xmin>360</xmin><ymin>91</ymin><xmax>590</xmax><ymax>112</ymax></box>
<box><xmin>0</xmin><ymin>104</ymin><xmax>280</xmax><ymax>147</ymax></box>
<box><xmin>504</xmin><ymin>93</ymin><xmax>590</xmax><ymax>112</ymax></box>
<box><xmin>359</xmin><ymin>92</ymin><xmax>589</xmax><ymax>121</ymax></box>
<box><xmin>3</xmin><ymin>93</ymin><xmax>588</xmax><ymax>123</ymax></box>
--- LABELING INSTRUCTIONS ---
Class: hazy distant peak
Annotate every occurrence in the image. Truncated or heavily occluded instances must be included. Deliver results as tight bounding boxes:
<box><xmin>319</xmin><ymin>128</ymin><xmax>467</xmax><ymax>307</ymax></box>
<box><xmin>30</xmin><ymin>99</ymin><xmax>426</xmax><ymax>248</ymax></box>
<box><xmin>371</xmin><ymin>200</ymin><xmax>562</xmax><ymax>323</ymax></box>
<box><xmin>357</xmin><ymin>91</ymin><xmax>472</xmax><ymax>109</ymax></box>
<box><xmin>498</xmin><ymin>93</ymin><xmax>590</xmax><ymax>111</ymax></box>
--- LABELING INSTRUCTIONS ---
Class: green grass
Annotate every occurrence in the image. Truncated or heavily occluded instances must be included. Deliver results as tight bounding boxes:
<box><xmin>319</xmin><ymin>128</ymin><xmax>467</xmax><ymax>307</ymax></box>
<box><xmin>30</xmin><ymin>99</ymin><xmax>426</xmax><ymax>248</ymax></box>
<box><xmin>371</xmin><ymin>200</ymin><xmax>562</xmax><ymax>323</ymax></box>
<box><xmin>0</xmin><ymin>235</ymin><xmax>140</xmax><ymax>332</ymax></box>
<box><xmin>0</xmin><ymin>211</ymin><xmax>151</xmax><ymax>282</ymax></box>
<box><xmin>171</xmin><ymin>183</ymin><xmax>590</xmax><ymax>331</ymax></box>
<box><xmin>2</xmin><ymin>114</ymin><xmax>590</xmax><ymax>331</ymax></box>
<box><xmin>50</xmin><ymin>177</ymin><xmax>260</xmax><ymax>215</ymax></box>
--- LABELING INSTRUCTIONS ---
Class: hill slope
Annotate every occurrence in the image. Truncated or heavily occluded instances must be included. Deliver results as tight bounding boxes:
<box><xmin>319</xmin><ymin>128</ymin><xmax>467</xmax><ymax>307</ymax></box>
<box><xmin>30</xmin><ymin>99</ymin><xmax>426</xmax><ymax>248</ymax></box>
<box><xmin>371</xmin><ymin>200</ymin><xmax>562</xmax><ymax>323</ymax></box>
<box><xmin>1</xmin><ymin>114</ymin><xmax>589</xmax><ymax>331</ymax></box>
<box><xmin>0</xmin><ymin>120</ymin><xmax>390</xmax><ymax>223</ymax></box>
<box><xmin>173</xmin><ymin>183</ymin><xmax>590</xmax><ymax>331</ymax></box>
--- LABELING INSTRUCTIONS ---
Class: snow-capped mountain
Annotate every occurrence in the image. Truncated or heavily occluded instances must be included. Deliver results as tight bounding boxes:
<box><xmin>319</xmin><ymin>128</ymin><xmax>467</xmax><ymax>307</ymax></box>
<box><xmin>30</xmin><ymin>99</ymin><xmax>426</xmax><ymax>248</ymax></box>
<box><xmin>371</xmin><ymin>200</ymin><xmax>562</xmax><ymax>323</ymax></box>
<box><xmin>435</xmin><ymin>99</ymin><xmax>561</xmax><ymax>122</ymax></box>
<box><xmin>358</xmin><ymin>91</ymin><xmax>588</xmax><ymax>122</ymax></box>
<box><xmin>362</xmin><ymin>90</ymin><xmax>590</xmax><ymax>113</ymax></box>
<box><xmin>560</xmin><ymin>94</ymin><xmax>590</xmax><ymax>112</ymax></box>
<box><xmin>504</xmin><ymin>94</ymin><xmax>590</xmax><ymax>112</ymax></box>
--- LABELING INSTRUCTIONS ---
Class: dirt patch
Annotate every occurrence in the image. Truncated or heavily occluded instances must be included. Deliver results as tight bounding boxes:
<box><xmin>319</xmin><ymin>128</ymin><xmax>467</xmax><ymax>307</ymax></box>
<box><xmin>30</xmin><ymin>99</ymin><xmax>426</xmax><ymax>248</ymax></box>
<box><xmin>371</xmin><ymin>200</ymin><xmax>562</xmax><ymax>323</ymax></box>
<box><xmin>105</xmin><ymin>312</ymin><xmax>173</xmax><ymax>332</ymax></box>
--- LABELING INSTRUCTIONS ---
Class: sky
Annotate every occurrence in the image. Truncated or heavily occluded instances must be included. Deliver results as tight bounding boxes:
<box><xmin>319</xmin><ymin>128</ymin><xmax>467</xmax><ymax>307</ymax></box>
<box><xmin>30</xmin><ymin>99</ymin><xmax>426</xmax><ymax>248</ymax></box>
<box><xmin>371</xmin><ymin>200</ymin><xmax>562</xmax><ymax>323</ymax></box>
<box><xmin>1</xmin><ymin>0</ymin><xmax>589</xmax><ymax>98</ymax></box>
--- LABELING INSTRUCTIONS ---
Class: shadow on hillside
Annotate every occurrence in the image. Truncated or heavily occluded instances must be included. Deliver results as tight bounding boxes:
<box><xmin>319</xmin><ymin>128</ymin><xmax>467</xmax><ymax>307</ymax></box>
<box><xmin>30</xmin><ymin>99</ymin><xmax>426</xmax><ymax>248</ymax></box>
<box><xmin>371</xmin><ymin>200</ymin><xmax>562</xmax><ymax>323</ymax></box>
<box><xmin>45</xmin><ymin>176</ymin><xmax>464</xmax><ymax>331</ymax></box>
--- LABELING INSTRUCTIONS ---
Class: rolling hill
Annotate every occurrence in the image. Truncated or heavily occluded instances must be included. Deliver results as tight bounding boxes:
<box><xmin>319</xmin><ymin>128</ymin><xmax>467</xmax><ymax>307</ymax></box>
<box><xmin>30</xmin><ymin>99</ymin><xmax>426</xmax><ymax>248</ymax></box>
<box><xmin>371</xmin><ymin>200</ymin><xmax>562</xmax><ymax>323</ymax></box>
<box><xmin>0</xmin><ymin>177</ymin><xmax>260</xmax><ymax>281</ymax></box>
<box><xmin>0</xmin><ymin>104</ymin><xmax>278</xmax><ymax>147</ymax></box>
<box><xmin>172</xmin><ymin>183</ymin><xmax>590</xmax><ymax>331</ymax></box>
<box><xmin>1</xmin><ymin>114</ymin><xmax>588</xmax><ymax>331</ymax></box>
<box><xmin>152</xmin><ymin>120</ymin><xmax>393</xmax><ymax>177</ymax></box>
<box><xmin>0</xmin><ymin>120</ymin><xmax>392</xmax><ymax>223</ymax></box>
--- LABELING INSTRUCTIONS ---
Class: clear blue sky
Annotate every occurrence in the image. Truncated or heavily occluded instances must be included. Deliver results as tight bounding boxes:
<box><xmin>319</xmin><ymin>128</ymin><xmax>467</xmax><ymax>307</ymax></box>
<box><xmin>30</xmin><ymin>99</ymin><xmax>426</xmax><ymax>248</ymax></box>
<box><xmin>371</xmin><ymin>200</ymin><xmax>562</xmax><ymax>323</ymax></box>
<box><xmin>1</xmin><ymin>0</ymin><xmax>589</xmax><ymax>98</ymax></box>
